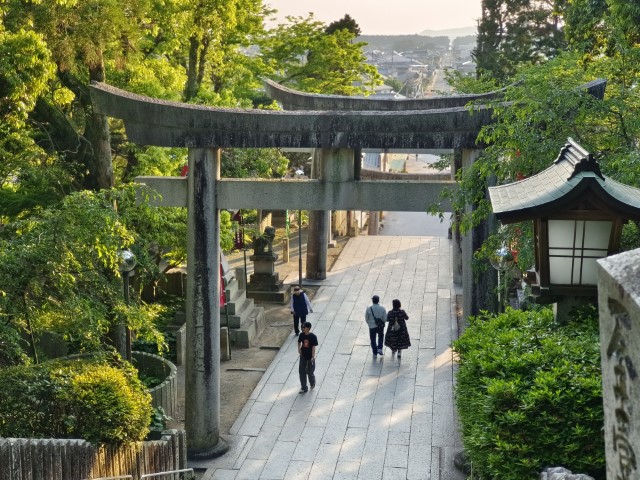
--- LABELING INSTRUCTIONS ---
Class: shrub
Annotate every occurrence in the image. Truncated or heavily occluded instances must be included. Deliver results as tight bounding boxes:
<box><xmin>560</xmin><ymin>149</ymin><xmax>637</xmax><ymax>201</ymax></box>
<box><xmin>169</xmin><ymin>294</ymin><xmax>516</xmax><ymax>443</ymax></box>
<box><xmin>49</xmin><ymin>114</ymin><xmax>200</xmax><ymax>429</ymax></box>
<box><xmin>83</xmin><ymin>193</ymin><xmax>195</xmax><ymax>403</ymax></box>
<box><xmin>0</xmin><ymin>355</ymin><xmax>152</xmax><ymax>443</ymax></box>
<box><xmin>453</xmin><ymin>306</ymin><xmax>604</xmax><ymax>479</ymax></box>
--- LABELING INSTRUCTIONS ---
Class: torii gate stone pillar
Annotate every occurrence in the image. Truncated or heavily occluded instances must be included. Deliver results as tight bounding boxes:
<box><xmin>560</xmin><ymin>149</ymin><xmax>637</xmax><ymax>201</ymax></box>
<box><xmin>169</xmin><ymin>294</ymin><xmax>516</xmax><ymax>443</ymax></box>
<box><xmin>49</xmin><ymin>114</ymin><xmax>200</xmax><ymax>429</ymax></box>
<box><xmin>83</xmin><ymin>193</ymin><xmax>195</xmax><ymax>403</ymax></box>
<box><xmin>184</xmin><ymin>148</ymin><xmax>227</xmax><ymax>457</ymax></box>
<box><xmin>307</xmin><ymin>148</ymin><xmax>355</xmax><ymax>280</ymax></box>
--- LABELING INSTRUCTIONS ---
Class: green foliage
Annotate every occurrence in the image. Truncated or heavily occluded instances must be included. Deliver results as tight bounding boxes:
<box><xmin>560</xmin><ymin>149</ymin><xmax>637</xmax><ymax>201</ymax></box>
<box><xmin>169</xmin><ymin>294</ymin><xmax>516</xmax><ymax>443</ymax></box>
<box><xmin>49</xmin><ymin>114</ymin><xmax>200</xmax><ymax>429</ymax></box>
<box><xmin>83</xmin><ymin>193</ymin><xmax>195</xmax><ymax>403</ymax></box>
<box><xmin>0</xmin><ymin>186</ymin><xmax>186</xmax><ymax>363</ymax></box>
<box><xmin>621</xmin><ymin>221</ymin><xmax>640</xmax><ymax>252</ymax></box>
<box><xmin>262</xmin><ymin>14</ymin><xmax>381</xmax><ymax>95</ymax></box>
<box><xmin>325</xmin><ymin>14</ymin><xmax>361</xmax><ymax>37</ymax></box>
<box><xmin>0</xmin><ymin>29</ymin><xmax>69</xmax><ymax>220</ymax></box>
<box><xmin>148</xmin><ymin>406</ymin><xmax>171</xmax><ymax>433</ymax></box>
<box><xmin>221</xmin><ymin>148</ymin><xmax>289</xmax><ymax>179</ymax></box>
<box><xmin>0</xmin><ymin>356</ymin><xmax>152</xmax><ymax>443</ymax></box>
<box><xmin>474</xmin><ymin>0</ymin><xmax>567</xmax><ymax>80</ymax></box>
<box><xmin>453</xmin><ymin>307</ymin><xmax>604</xmax><ymax>479</ymax></box>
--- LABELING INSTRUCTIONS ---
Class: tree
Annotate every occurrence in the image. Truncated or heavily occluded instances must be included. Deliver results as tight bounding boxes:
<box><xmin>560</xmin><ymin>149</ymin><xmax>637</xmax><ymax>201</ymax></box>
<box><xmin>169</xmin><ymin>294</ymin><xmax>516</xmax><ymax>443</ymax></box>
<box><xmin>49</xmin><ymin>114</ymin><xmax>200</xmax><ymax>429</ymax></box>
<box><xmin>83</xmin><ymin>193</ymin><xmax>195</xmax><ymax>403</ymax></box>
<box><xmin>1</xmin><ymin>0</ymin><xmax>155</xmax><ymax>191</ymax></box>
<box><xmin>175</xmin><ymin>0</ymin><xmax>271</xmax><ymax>103</ymax></box>
<box><xmin>0</xmin><ymin>186</ymin><xmax>185</xmax><ymax>364</ymax></box>
<box><xmin>325</xmin><ymin>14</ymin><xmax>361</xmax><ymax>37</ymax></box>
<box><xmin>0</xmin><ymin>28</ymin><xmax>66</xmax><ymax>220</ymax></box>
<box><xmin>473</xmin><ymin>0</ymin><xmax>567</xmax><ymax>80</ymax></box>
<box><xmin>262</xmin><ymin>14</ymin><xmax>381</xmax><ymax>95</ymax></box>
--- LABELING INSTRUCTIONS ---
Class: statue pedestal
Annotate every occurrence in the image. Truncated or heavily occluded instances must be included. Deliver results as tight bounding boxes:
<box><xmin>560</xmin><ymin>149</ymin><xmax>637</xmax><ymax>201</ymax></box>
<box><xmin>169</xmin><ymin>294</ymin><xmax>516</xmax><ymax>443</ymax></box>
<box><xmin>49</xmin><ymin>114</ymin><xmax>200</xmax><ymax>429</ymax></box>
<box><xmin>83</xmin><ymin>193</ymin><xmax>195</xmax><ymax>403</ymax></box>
<box><xmin>247</xmin><ymin>254</ymin><xmax>290</xmax><ymax>304</ymax></box>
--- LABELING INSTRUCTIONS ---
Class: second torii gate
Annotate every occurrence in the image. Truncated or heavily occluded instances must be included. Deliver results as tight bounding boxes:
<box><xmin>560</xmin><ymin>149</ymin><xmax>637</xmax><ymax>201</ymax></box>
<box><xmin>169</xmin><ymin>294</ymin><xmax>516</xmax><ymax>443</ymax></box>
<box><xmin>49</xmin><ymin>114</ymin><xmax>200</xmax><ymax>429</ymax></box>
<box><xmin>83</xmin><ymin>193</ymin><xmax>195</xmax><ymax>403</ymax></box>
<box><xmin>89</xmin><ymin>79</ymin><xmax>605</xmax><ymax>458</ymax></box>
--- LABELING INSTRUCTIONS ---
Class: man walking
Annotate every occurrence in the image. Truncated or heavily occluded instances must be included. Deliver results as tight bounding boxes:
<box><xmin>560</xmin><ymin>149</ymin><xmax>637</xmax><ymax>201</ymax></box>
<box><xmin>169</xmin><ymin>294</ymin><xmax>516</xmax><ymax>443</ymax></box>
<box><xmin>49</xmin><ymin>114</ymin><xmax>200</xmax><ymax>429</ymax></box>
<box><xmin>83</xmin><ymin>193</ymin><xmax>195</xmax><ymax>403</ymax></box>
<box><xmin>298</xmin><ymin>321</ymin><xmax>318</xmax><ymax>393</ymax></box>
<box><xmin>290</xmin><ymin>285</ymin><xmax>313</xmax><ymax>336</ymax></box>
<box><xmin>365</xmin><ymin>295</ymin><xmax>387</xmax><ymax>356</ymax></box>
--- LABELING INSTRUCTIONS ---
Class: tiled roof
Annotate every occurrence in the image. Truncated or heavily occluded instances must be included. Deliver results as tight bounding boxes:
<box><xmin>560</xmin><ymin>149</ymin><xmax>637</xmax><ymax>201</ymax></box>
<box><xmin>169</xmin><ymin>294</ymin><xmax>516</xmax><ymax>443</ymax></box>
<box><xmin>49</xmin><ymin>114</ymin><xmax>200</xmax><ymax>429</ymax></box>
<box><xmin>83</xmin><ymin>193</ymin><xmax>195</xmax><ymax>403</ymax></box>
<box><xmin>489</xmin><ymin>138</ymin><xmax>640</xmax><ymax>223</ymax></box>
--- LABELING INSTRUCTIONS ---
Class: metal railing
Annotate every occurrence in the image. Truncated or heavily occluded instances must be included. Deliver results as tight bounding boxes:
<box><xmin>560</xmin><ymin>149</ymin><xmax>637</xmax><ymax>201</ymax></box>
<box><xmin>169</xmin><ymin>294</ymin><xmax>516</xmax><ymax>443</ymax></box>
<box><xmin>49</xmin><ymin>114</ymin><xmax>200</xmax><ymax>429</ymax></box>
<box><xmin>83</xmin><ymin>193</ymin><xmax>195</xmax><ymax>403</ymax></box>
<box><xmin>140</xmin><ymin>469</ymin><xmax>195</xmax><ymax>479</ymax></box>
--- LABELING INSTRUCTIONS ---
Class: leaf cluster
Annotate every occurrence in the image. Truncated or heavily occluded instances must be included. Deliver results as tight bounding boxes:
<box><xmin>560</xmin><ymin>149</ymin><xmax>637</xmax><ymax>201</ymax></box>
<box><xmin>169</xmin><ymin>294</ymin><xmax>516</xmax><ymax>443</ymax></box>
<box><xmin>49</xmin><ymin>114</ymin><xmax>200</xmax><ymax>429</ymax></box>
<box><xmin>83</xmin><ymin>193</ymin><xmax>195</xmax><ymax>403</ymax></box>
<box><xmin>453</xmin><ymin>306</ymin><xmax>604</xmax><ymax>479</ymax></box>
<box><xmin>0</xmin><ymin>355</ymin><xmax>152</xmax><ymax>443</ymax></box>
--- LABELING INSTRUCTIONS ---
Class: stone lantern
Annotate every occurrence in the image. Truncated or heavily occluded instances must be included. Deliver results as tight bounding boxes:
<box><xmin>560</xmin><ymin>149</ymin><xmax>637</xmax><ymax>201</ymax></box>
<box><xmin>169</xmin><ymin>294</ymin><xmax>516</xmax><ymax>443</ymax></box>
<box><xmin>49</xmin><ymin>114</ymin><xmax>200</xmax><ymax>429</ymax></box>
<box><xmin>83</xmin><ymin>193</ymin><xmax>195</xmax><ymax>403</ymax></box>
<box><xmin>489</xmin><ymin>138</ymin><xmax>640</xmax><ymax>318</ymax></box>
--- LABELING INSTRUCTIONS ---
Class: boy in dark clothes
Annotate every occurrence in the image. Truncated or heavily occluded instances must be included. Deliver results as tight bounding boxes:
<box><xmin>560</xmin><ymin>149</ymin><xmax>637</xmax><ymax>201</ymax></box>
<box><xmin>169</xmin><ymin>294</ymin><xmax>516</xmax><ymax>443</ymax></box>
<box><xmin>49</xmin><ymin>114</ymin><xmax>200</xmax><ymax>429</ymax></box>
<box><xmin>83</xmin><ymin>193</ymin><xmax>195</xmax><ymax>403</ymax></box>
<box><xmin>297</xmin><ymin>321</ymin><xmax>318</xmax><ymax>393</ymax></box>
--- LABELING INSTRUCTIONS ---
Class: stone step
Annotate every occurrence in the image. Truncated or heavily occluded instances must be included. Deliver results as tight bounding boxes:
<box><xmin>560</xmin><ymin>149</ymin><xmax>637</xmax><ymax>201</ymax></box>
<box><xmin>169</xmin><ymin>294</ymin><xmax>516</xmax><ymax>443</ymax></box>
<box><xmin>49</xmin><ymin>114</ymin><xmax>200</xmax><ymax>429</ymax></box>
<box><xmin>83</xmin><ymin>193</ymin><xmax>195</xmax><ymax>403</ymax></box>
<box><xmin>228</xmin><ymin>307</ymin><xmax>267</xmax><ymax>348</ymax></box>
<box><xmin>223</xmin><ymin>296</ymin><xmax>254</xmax><ymax>317</ymax></box>
<box><xmin>222</xmin><ymin>301</ymin><xmax>253</xmax><ymax>330</ymax></box>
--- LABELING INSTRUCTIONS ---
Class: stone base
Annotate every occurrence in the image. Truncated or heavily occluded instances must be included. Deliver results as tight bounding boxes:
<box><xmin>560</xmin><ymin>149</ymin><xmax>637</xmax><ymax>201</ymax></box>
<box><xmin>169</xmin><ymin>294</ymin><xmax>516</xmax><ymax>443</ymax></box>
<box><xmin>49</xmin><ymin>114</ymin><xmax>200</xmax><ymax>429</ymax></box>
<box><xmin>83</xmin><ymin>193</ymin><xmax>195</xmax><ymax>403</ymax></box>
<box><xmin>246</xmin><ymin>289</ymin><xmax>291</xmax><ymax>304</ymax></box>
<box><xmin>187</xmin><ymin>437</ymin><xmax>229</xmax><ymax>460</ymax></box>
<box><xmin>247</xmin><ymin>272</ymin><xmax>291</xmax><ymax>304</ymax></box>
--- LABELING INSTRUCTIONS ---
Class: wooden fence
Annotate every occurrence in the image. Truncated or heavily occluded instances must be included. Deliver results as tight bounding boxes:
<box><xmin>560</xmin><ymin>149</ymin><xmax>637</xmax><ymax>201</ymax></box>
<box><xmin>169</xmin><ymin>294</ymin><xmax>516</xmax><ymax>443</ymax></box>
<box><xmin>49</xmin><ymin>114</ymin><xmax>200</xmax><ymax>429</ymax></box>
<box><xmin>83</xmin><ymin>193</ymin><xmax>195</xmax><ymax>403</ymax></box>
<box><xmin>0</xmin><ymin>430</ymin><xmax>187</xmax><ymax>480</ymax></box>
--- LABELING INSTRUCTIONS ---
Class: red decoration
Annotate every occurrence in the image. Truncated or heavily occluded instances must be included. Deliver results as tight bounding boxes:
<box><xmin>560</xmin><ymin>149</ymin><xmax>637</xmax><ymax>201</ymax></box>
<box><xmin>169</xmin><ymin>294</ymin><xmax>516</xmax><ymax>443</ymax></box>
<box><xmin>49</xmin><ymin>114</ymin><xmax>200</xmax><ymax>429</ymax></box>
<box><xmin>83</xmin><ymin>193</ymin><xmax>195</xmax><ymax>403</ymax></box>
<box><xmin>220</xmin><ymin>264</ymin><xmax>226</xmax><ymax>307</ymax></box>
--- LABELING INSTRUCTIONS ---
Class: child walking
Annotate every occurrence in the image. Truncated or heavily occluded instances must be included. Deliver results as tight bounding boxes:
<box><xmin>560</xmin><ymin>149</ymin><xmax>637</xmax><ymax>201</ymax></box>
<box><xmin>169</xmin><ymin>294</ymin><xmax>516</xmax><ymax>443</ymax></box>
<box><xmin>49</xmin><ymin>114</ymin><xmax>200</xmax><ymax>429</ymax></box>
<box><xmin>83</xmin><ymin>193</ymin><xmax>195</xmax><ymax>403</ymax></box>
<box><xmin>298</xmin><ymin>321</ymin><xmax>318</xmax><ymax>393</ymax></box>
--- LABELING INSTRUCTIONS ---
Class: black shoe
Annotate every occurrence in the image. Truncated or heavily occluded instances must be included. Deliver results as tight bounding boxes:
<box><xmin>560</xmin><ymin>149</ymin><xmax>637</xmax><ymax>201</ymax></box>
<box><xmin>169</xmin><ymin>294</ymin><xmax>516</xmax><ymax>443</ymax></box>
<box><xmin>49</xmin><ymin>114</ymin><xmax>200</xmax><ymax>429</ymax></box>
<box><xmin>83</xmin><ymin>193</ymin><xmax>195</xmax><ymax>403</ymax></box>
<box><xmin>299</xmin><ymin>387</ymin><xmax>308</xmax><ymax>393</ymax></box>
<box><xmin>294</xmin><ymin>331</ymin><xmax>300</xmax><ymax>336</ymax></box>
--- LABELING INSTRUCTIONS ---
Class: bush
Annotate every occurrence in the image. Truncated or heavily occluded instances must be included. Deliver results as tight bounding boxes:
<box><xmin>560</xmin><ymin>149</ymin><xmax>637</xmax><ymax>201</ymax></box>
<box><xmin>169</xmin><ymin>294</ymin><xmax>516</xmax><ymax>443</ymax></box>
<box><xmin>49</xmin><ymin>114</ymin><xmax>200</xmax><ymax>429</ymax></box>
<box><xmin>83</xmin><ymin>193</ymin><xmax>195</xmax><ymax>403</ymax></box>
<box><xmin>0</xmin><ymin>355</ymin><xmax>152</xmax><ymax>443</ymax></box>
<box><xmin>453</xmin><ymin>307</ymin><xmax>604</xmax><ymax>479</ymax></box>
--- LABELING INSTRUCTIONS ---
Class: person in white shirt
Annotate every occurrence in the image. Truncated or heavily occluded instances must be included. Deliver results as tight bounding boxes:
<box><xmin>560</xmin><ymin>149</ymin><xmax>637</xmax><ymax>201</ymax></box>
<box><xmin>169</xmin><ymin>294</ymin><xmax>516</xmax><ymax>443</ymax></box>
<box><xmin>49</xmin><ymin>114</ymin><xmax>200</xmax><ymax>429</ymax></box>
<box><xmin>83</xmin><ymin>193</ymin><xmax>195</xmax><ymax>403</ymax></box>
<box><xmin>365</xmin><ymin>295</ymin><xmax>387</xmax><ymax>356</ymax></box>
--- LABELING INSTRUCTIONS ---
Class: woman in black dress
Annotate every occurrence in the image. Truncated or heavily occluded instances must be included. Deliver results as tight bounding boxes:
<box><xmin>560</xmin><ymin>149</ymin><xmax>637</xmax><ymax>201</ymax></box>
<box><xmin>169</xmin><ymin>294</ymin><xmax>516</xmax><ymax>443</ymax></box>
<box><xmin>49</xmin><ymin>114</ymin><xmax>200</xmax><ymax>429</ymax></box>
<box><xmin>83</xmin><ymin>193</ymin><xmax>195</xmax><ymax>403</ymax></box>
<box><xmin>384</xmin><ymin>299</ymin><xmax>411</xmax><ymax>358</ymax></box>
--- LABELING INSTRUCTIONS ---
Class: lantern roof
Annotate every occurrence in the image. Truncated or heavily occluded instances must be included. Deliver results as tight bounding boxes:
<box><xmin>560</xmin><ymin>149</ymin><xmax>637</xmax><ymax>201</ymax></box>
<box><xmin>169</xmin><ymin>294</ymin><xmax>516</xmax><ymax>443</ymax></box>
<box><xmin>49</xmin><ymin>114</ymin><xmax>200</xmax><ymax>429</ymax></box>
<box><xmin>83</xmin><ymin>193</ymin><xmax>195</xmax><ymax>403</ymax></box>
<box><xmin>489</xmin><ymin>138</ymin><xmax>640</xmax><ymax>224</ymax></box>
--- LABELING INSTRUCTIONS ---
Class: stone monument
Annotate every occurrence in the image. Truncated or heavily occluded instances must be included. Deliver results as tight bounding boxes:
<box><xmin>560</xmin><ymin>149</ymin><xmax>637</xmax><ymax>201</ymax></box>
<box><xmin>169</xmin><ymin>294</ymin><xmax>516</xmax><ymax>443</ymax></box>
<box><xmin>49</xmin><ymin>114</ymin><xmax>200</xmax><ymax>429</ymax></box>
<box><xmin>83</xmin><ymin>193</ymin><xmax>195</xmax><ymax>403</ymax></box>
<box><xmin>246</xmin><ymin>226</ymin><xmax>290</xmax><ymax>303</ymax></box>
<box><xmin>598</xmin><ymin>248</ymin><xmax>640</xmax><ymax>480</ymax></box>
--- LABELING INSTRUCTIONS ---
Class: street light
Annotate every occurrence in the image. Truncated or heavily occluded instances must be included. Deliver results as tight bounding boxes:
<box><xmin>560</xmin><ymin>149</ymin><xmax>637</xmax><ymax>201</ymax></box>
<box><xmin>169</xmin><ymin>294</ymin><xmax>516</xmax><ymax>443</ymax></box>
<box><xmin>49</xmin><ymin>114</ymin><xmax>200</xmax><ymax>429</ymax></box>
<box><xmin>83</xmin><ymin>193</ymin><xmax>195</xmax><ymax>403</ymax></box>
<box><xmin>118</xmin><ymin>248</ymin><xmax>137</xmax><ymax>361</ymax></box>
<box><xmin>294</xmin><ymin>168</ymin><xmax>306</xmax><ymax>287</ymax></box>
<box><xmin>490</xmin><ymin>246</ymin><xmax>514</xmax><ymax>312</ymax></box>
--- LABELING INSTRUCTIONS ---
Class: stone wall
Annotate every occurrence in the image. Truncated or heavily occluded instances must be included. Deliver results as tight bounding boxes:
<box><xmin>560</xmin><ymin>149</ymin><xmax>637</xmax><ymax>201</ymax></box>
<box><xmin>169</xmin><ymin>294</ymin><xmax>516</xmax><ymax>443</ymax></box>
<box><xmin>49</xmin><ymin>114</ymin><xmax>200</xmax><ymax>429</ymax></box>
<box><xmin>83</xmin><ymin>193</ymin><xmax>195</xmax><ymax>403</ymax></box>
<box><xmin>132</xmin><ymin>351</ymin><xmax>178</xmax><ymax>419</ymax></box>
<box><xmin>0</xmin><ymin>429</ymin><xmax>187</xmax><ymax>480</ymax></box>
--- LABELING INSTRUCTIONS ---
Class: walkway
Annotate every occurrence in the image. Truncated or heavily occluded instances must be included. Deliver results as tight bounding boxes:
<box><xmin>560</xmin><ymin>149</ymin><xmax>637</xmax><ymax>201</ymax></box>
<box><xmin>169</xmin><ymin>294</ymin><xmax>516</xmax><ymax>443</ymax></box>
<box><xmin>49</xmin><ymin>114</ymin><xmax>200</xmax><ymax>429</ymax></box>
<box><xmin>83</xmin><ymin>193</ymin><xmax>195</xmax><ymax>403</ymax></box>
<box><xmin>201</xmin><ymin>235</ymin><xmax>464</xmax><ymax>480</ymax></box>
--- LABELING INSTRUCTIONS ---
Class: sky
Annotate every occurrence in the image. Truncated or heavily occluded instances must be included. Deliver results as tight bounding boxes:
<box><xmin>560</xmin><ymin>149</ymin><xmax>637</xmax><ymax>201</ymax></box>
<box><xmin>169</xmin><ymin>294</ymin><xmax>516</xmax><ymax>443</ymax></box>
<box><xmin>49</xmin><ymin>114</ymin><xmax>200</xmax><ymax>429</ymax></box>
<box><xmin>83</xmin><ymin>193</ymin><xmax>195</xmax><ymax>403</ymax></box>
<box><xmin>264</xmin><ymin>0</ymin><xmax>482</xmax><ymax>35</ymax></box>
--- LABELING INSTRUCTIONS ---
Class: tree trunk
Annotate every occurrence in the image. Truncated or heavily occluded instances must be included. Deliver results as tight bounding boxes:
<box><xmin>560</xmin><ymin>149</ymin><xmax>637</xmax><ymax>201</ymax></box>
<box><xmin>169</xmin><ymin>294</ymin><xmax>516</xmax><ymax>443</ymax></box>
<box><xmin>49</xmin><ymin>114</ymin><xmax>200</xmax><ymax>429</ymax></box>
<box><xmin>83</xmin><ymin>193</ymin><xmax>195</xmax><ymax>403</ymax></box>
<box><xmin>184</xmin><ymin>37</ymin><xmax>200</xmax><ymax>101</ymax></box>
<box><xmin>83</xmin><ymin>59</ymin><xmax>114</xmax><ymax>190</ymax></box>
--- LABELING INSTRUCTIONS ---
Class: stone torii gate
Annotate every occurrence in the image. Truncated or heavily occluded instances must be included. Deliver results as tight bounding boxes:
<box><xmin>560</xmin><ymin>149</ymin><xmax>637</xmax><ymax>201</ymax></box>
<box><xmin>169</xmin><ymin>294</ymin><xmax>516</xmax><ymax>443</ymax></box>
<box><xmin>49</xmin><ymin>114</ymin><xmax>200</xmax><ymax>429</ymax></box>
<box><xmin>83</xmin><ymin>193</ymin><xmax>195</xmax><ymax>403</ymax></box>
<box><xmin>89</xmin><ymin>79</ymin><xmax>605</xmax><ymax>458</ymax></box>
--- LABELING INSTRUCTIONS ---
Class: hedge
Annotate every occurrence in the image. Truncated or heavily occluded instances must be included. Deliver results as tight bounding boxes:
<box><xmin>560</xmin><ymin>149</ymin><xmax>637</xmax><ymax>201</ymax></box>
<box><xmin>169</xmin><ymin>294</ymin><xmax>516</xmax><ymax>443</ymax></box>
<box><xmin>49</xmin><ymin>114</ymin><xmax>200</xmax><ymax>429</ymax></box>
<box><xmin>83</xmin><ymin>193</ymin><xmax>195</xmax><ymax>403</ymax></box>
<box><xmin>453</xmin><ymin>306</ymin><xmax>605</xmax><ymax>479</ymax></box>
<box><xmin>0</xmin><ymin>355</ymin><xmax>152</xmax><ymax>443</ymax></box>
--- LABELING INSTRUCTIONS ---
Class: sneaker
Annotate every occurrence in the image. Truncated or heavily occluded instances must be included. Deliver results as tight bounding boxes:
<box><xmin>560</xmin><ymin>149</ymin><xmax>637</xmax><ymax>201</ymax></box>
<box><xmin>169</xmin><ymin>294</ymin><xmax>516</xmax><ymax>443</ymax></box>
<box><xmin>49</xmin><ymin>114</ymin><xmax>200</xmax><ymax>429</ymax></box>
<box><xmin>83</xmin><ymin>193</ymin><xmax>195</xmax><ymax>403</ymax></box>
<box><xmin>299</xmin><ymin>387</ymin><xmax>308</xmax><ymax>393</ymax></box>
<box><xmin>310</xmin><ymin>384</ymin><xmax>315</xmax><ymax>389</ymax></box>
<box><xmin>294</xmin><ymin>331</ymin><xmax>300</xmax><ymax>336</ymax></box>
<box><xmin>378</xmin><ymin>349</ymin><xmax>384</xmax><ymax>355</ymax></box>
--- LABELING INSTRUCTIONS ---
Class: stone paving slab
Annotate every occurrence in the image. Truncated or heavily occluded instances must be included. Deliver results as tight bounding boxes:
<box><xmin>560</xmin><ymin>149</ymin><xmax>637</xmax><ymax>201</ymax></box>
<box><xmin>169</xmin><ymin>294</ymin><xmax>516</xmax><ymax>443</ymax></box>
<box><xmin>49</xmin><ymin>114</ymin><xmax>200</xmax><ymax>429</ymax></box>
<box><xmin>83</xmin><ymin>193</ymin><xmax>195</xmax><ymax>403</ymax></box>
<box><xmin>200</xmin><ymin>236</ymin><xmax>465</xmax><ymax>480</ymax></box>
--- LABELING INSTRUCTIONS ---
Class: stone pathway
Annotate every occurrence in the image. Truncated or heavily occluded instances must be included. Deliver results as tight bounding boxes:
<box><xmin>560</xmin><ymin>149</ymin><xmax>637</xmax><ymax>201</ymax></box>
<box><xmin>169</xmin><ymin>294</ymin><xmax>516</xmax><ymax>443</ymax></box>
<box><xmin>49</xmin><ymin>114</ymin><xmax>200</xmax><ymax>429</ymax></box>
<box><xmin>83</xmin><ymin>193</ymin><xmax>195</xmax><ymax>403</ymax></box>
<box><xmin>199</xmin><ymin>236</ymin><xmax>464</xmax><ymax>480</ymax></box>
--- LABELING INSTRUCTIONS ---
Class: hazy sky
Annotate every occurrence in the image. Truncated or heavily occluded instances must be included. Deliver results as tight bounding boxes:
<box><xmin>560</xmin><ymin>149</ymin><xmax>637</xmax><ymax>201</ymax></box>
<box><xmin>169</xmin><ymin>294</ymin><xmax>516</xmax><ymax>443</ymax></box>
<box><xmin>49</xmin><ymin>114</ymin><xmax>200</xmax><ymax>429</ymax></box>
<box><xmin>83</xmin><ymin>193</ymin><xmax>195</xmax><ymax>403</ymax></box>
<box><xmin>264</xmin><ymin>0</ymin><xmax>481</xmax><ymax>35</ymax></box>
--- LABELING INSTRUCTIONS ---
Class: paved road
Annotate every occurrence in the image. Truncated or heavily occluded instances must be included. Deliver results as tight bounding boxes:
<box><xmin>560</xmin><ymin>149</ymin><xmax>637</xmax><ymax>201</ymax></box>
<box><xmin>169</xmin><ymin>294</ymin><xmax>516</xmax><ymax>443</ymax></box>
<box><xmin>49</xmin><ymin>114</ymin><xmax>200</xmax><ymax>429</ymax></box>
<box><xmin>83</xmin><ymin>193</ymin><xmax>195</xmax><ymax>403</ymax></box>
<box><xmin>380</xmin><ymin>212</ymin><xmax>450</xmax><ymax>237</ymax></box>
<box><xmin>199</xmin><ymin>235</ymin><xmax>464</xmax><ymax>480</ymax></box>
<box><xmin>380</xmin><ymin>153</ymin><xmax>452</xmax><ymax>238</ymax></box>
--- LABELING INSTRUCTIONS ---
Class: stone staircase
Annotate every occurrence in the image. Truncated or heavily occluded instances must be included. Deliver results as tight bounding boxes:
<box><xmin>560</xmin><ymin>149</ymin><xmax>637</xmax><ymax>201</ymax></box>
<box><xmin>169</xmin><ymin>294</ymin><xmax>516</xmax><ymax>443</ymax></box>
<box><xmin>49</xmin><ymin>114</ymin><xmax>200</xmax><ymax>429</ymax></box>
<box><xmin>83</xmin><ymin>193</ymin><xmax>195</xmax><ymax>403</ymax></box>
<box><xmin>221</xmin><ymin>268</ymin><xmax>267</xmax><ymax>348</ymax></box>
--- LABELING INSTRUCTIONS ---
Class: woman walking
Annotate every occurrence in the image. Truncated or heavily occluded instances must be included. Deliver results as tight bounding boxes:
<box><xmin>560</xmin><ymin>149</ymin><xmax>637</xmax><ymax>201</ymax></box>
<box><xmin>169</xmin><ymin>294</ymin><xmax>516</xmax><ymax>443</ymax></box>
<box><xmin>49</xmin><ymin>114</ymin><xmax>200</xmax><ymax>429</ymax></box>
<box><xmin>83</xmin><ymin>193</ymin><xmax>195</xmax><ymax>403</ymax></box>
<box><xmin>384</xmin><ymin>299</ymin><xmax>411</xmax><ymax>359</ymax></box>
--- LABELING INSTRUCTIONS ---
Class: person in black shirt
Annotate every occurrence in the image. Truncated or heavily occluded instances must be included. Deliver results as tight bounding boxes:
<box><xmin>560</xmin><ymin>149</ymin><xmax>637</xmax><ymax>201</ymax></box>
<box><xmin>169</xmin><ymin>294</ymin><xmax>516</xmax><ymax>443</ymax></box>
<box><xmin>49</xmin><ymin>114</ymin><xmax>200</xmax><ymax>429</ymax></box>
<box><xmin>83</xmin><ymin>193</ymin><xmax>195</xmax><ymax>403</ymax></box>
<box><xmin>298</xmin><ymin>321</ymin><xmax>318</xmax><ymax>393</ymax></box>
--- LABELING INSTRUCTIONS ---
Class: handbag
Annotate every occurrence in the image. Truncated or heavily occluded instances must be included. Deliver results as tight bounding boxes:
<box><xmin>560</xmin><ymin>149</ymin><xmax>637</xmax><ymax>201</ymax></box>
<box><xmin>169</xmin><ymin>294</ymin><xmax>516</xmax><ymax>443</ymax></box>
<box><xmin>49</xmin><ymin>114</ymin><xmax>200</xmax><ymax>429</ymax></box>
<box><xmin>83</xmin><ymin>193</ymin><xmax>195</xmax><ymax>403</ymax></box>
<box><xmin>370</xmin><ymin>307</ymin><xmax>385</xmax><ymax>329</ymax></box>
<box><xmin>392</xmin><ymin>321</ymin><xmax>401</xmax><ymax>332</ymax></box>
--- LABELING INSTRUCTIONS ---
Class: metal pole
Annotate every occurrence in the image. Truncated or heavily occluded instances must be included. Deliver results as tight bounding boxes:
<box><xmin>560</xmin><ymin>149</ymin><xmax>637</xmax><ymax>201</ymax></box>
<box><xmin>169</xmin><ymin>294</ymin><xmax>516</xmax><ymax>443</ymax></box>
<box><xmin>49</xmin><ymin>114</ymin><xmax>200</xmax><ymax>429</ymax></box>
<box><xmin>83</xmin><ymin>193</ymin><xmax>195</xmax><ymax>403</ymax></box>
<box><xmin>243</xmin><ymin>248</ymin><xmax>248</xmax><ymax>291</ymax></box>
<box><xmin>298</xmin><ymin>210</ymin><xmax>303</xmax><ymax>287</ymax></box>
<box><xmin>123</xmin><ymin>273</ymin><xmax>132</xmax><ymax>362</ymax></box>
<box><xmin>497</xmin><ymin>268</ymin><xmax>502</xmax><ymax>313</ymax></box>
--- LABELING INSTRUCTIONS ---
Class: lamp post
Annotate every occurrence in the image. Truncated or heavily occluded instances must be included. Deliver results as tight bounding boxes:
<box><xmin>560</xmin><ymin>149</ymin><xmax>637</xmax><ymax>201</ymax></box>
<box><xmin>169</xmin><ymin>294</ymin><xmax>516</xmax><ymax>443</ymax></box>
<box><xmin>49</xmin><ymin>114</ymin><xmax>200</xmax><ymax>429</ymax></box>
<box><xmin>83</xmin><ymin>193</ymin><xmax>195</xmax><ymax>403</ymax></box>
<box><xmin>294</xmin><ymin>168</ymin><xmax>305</xmax><ymax>287</ymax></box>
<box><xmin>118</xmin><ymin>248</ymin><xmax>137</xmax><ymax>362</ymax></box>
<box><xmin>489</xmin><ymin>246</ymin><xmax>514</xmax><ymax>312</ymax></box>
